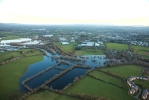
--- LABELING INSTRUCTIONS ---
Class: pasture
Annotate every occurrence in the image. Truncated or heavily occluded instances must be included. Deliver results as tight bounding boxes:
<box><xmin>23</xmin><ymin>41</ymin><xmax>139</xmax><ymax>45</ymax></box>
<box><xmin>101</xmin><ymin>65</ymin><xmax>142</xmax><ymax>78</ymax></box>
<box><xmin>54</xmin><ymin>42</ymin><xmax>76</xmax><ymax>53</ymax></box>
<box><xmin>132</xmin><ymin>45</ymin><xmax>149</xmax><ymax>51</ymax></box>
<box><xmin>89</xmin><ymin>70</ymin><xmax>123</xmax><ymax>86</ymax></box>
<box><xmin>106</xmin><ymin>43</ymin><xmax>129</xmax><ymax>50</ymax></box>
<box><xmin>135</xmin><ymin>80</ymin><xmax>149</xmax><ymax>89</ymax></box>
<box><xmin>75</xmin><ymin>49</ymin><xmax>105</xmax><ymax>56</ymax></box>
<box><xmin>0</xmin><ymin>51</ymin><xmax>43</xmax><ymax>100</ymax></box>
<box><xmin>65</xmin><ymin>76</ymin><xmax>135</xmax><ymax>100</ymax></box>
<box><xmin>1</xmin><ymin>36</ymin><xmax>24</xmax><ymax>40</ymax></box>
<box><xmin>0</xmin><ymin>49</ymin><xmax>43</xmax><ymax>62</ymax></box>
<box><xmin>26</xmin><ymin>90</ymin><xmax>80</xmax><ymax>100</ymax></box>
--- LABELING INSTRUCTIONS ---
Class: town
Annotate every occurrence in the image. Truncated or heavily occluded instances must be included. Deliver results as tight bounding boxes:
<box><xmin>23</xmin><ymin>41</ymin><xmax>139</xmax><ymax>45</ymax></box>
<box><xmin>0</xmin><ymin>24</ymin><xmax>149</xmax><ymax>100</ymax></box>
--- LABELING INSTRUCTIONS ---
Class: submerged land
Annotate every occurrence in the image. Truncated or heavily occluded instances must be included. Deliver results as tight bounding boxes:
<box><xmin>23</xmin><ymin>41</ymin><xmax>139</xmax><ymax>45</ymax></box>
<box><xmin>0</xmin><ymin>24</ymin><xmax>149</xmax><ymax>100</ymax></box>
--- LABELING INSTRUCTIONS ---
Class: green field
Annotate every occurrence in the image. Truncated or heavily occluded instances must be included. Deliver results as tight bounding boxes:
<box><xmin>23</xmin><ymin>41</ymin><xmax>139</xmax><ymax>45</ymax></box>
<box><xmin>2</xmin><ymin>36</ymin><xmax>24</xmax><ymax>40</ymax></box>
<box><xmin>135</xmin><ymin>80</ymin><xmax>149</xmax><ymax>89</ymax></box>
<box><xmin>132</xmin><ymin>46</ymin><xmax>149</xmax><ymax>58</ymax></box>
<box><xmin>65</xmin><ymin>65</ymin><xmax>142</xmax><ymax>100</ymax></box>
<box><xmin>0</xmin><ymin>51</ymin><xmax>21</xmax><ymax>62</ymax></box>
<box><xmin>137</xmin><ymin>51</ymin><xmax>148</xmax><ymax>55</ymax></box>
<box><xmin>75</xmin><ymin>49</ymin><xmax>105</xmax><ymax>56</ymax></box>
<box><xmin>54</xmin><ymin>42</ymin><xmax>76</xmax><ymax>53</ymax></box>
<box><xmin>89</xmin><ymin>70</ymin><xmax>123</xmax><ymax>86</ymax></box>
<box><xmin>0</xmin><ymin>49</ymin><xmax>43</xmax><ymax>62</ymax></box>
<box><xmin>26</xmin><ymin>90</ymin><xmax>81</xmax><ymax>100</ymax></box>
<box><xmin>132</xmin><ymin>45</ymin><xmax>149</xmax><ymax>51</ymax></box>
<box><xmin>0</xmin><ymin>53</ymin><xmax>43</xmax><ymax>100</ymax></box>
<box><xmin>106</xmin><ymin>43</ymin><xmax>129</xmax><ymax>50</ymax></box>
<box><xmin>101</xmin><ymin>65</ymin><xmax>142</xmax><ymax>78</ymax></box>
<box><xmin>65</xmin><ymin>76</ymin><xmax>135</xmax><ymax>100</ymax></box>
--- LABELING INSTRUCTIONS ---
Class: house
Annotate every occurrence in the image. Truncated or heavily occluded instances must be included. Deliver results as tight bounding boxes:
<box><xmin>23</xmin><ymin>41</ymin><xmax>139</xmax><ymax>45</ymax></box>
<box><xmin>143</xmin><ymin>77</ymin><xmax>148</xmax><ymax>81</ymax></box>
<box><xmin>142</xmin><ymin>89</ymin><xmax>149</xmax><ymax>100</ymax></box>
<box><xmin>127</xmin><ymin>80</ymin><xmax>132</xmax><ymax>87</ymax></box>
<box><xmin>130</xmin><ymin>85</ymin><xmax>138</xmax><ymax>95</ymax></box>
<box><xmin>130</xmin><ymin>88</ymin><xmax>136</xmax><ymax>95</ymax></box>
<box><xmin>128</xmin><ymin>76</ymin><xmax>137</xmax><ymax>82</ymax></box>
<box><xmin>127</xmin><ymin>76</ymin><xmax>149</xmax><ymax>97</ymax></box>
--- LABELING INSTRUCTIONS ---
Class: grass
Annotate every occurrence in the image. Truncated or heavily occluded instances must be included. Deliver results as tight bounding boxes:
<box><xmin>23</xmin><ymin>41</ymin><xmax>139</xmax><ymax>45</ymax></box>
<box><xmin>132</xmin><ymin>46</ymin><xmax>149</xmax><ymax>57</ymax></box>
<box><xmin>75</xmin><ymin>49</ymin><xmax>105</xmax><ymax>56</ymax></box>
<box><xmin>137</xmin><ymin>51</ymin><xmax>148</xmax><ymax>55</ymax></box>
<box><xmin>135</xmin><ymin>80</ymin><xmax>149</xmax><ymax>89</ymax></box>
<box><xmin>24</xmin><ymin>50</ymin><xmax>43</xmax><ymax>56</ymax></box>
<box><xmin>26</xmin><ymin>90</ymin><xmax>81</xmax><ymax>100</ymax></box>
<box><xmin>0</xmin><ymin>51</ymin><xmax>21</xmax><ymax>62</ymax></box>
<box><xmin>132</xmin><ymin>45</ymin><xmax>149</xmax><ymax>51</ymax></box>
<box><xmin>0</xmin><ymin>49</ymin><xmax>43</xmax><ymax>62</ymax></box>
<box><xmin>101</xmin><ymin>65</ymin><xmax>142</xmax><ymax>78</ymax></box>
<box><xmin>106</xmin><ymin>43</ymin><xmax>129</xmax><ymax>50</ymax></box>
<box><xmin>89</xmin><ymin>70</ymin><xmax>123</xmax><ymax>86</ymax></box>
<box><xmin>54</xmin><ymin>42</ymin><xmax>76</xmax><ymax>53</ymax></box>
<box><xmin>65</xmin><ymin>76</ymin><xmax>135</xmax><ymax>100</ymax></box>
<box><xmin>100</xmin><ymin>44</ymin><xmax>104</xmax><ymax>46</ymax></box>
<box><xmin>2</xmin><ymin>36</ymin><xmax>24</xmax><ymax>40</ymax></box>
<box><xmin>0</xmin><ymin>53</ymin><xmax>43</xmax><ymax>100</ymax></box>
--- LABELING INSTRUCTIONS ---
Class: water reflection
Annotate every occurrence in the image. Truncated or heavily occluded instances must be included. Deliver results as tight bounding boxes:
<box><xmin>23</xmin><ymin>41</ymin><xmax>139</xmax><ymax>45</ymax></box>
<box><xmin>48</xmin><ymin>68</ymin><xmax>88</xmax><ymax>90</ymax></box>
<box><xmin>19</xmin><ymin>51</ymin><xmax>106</xmax><ymax>92</ymax></box>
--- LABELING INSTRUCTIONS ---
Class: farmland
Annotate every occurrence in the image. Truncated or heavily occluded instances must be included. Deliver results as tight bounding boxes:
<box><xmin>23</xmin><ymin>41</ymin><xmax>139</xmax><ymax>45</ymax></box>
<box><xmin>26</xmin><ymin>90</ymin><xmax>81</xmax><ymax>100</ymax></box>
<box><xmin>65</xmin><ymin>65</ymin><xmax>143</xmax><ymax>100</ymax></box>
<box><xmin>0</xmin><ymin>49</ymin><xmax>43</xmax><ymax>62</ymax></box>
<box><xmin>54</xmin><ymin>42</ymin><xmax>76</xmax><ymax>53</ymax></box>
<box><xmin>101</xmin><ymin>65</ymin><xmax>142</xmax><ymax>78</ymax></box>
<box><xmin>106</xmin><ymin>43</ymin><xmax>129</xmax><ymax>50</ymax></box>
<box><xmin>0</xmin><ymin>49</ymin><xmax>43</xmax><ymax>100</ymax></box>
<box><xmin>135</xmin><ymin>80</ymin><xmax>149</xmax><ymax>89</ymax></box>
<box><xmin>75</xmin><ymin>49</ymin><xmax>105</xmax><ymax>56</ymax></box>
<box><xmin>65</xmin><ymin>75</ymin><xmax>135</xmax><ymax>100</ymax></box>
<box><xmin>132</xmin><ymin>45</ymin><xmax>149</xmax><ymax>51</ymax></box>
<box><xmin>89</xmin><ymin>70</ymin><xmax>123</xmax><ymax>86</ymax></box>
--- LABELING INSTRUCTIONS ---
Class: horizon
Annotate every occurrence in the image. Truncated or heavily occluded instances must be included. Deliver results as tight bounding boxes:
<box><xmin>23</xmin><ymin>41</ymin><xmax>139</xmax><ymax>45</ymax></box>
<box><xmin>0</xmin><ymin>0</ymin><xmax>149</xmax><ymax>26</ymax></box>
<box><xmin>1</xmin><ymin>23</ymin><xmax>149</xmax><ymax>27</ymax></box>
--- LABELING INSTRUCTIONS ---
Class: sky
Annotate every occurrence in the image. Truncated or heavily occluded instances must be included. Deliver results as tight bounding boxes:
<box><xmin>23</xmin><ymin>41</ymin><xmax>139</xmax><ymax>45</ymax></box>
<box><xmin>0</xmin><ymin>0</ymin><xmax>149</xmax><ymax>26</ymax></box>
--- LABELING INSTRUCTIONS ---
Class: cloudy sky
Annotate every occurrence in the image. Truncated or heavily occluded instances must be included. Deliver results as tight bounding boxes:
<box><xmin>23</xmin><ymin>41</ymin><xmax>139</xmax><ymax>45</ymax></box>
<box><xmin>0</xmin><ymin>0</ymin><xmax>149</xmax><ymax>26</ymax></box>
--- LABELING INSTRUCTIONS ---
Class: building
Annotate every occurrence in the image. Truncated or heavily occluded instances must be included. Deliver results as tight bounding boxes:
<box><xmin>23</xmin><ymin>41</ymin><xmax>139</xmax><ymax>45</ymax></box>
<box><xmin>79</xmin><ymin>42</ymin><xmax>94</xmax><ymax>47</ymax></box>
<box><xmin>128</xmin><ymin>76</ymin><xmax>137</xmax><ymax>82</ymax></box>
<box><xmin>43</xmin><ymin>35</ymin><xmax>53</xmax><ymax>37</ymax></box>
<box><xmin>142</xmin><ymin>89</ymin><xmax>149</xmax><ymax>100</ymax></box>
<box><xmin>23</xmin><ymin>40</ymin><xmax>40</xmax><ymax>45</ymax></box>
<box><xmin>59</xmin><ymin>37</ymin><xmax>67</xmax><ymax>41</ymax></box>
<box><xmin>95</xmin><ymin>43</ymin><xmax>100</xmax><ymax>46</ymax></box>
<box><xmin>61</xmin><ymin>42</ymin><xmax>70</xmax><ymax>45</ymax></box>
<box><xmin>127</xmin><ymin>76</ymin><xmax>149</xmax><ymax>97</ymax></box>
<box><xmin>0</xmin><ymin>38</ymin><xmax>31</xmax><ymax>45</ymax></box>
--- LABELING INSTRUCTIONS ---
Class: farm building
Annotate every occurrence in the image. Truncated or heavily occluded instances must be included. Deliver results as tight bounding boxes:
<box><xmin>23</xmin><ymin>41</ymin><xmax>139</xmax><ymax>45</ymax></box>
<box><xmin>61</xmin><ymin>42</ymin><xmax>70</xmax><ymax>45</ymax></box>
<box><xmin>0</xmin><ymin>38</ymin><xmax>31</xmax><ymax>45</ymax></box>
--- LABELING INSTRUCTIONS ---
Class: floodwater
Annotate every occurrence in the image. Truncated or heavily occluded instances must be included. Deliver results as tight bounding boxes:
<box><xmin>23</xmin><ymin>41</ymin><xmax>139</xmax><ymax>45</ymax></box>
<box><xmin>48</xmin><ymin>68</ymin><xmax>88</xmax><ymax>90</ymax></box>
<box><xmin>19</xmin><ymin>51</ymin><xmax>106</xmax><ymax>92</ymax></box>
